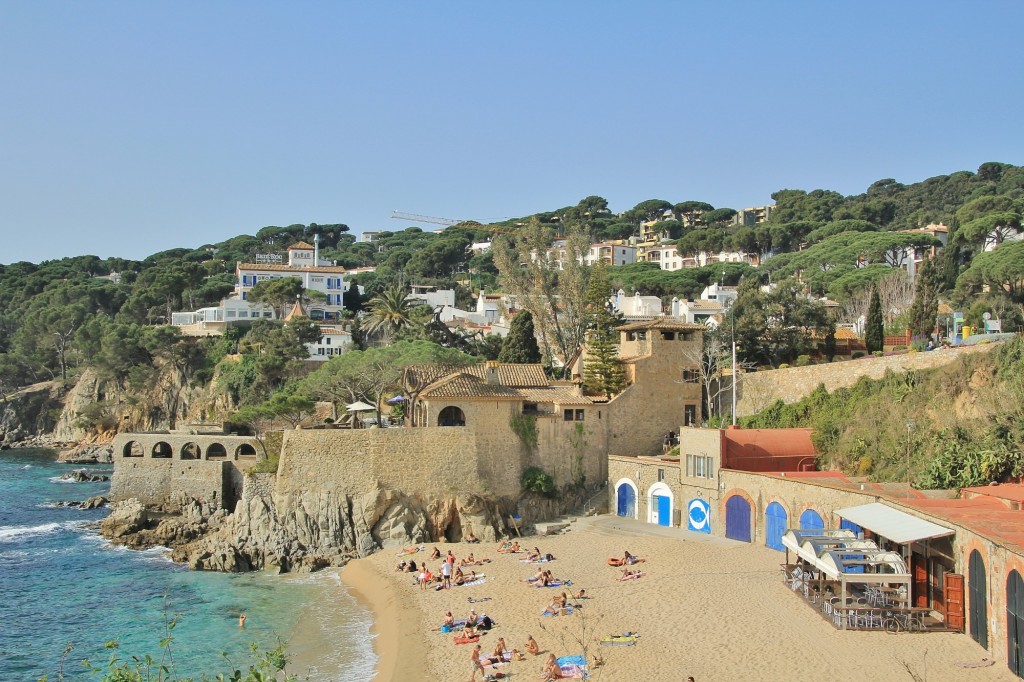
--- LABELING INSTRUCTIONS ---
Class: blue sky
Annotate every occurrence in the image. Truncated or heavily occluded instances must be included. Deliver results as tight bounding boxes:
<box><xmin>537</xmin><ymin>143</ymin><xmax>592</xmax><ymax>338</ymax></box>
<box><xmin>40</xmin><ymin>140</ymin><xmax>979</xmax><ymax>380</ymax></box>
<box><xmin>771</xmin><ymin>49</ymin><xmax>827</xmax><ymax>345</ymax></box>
<box><xmin>2</xmin><ymin>1</ymin><xmax>1022</xmax><ymax>264</ymax></box>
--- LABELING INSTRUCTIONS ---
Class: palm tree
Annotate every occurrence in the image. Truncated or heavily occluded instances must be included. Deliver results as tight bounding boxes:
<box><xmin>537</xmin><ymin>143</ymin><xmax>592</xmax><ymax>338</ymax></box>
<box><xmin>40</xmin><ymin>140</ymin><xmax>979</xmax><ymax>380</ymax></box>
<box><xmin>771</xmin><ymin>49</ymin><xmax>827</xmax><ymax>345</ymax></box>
<box><xmin>363</xmin><ymin>285</ymin><xmax>414</xmax><ymax>344</ymax></box>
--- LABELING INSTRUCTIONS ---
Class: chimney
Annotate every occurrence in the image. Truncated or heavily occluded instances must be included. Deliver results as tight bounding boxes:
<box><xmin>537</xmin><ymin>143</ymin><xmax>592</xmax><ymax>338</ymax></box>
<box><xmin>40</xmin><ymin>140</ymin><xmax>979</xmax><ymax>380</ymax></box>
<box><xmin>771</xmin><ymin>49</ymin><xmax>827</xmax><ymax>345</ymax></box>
<box><xmin>485</xmin><ymin>361</ymin><xmax>500</xmax><ymax>385</ymax></box>
<box><xmin>314</xmin><ymin>233</ymin><xmax>320</xmax><ymax>266</ymax></box>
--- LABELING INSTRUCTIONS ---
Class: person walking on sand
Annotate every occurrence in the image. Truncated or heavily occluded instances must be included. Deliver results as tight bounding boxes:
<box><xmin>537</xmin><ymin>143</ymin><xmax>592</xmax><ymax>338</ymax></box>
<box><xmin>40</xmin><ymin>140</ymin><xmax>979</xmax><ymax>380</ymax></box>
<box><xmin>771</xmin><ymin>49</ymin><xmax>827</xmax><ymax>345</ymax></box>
<box><xmin>469</xmin><ymin>643</ymin><xmax>485</xmax><ymax>681</ymax></box>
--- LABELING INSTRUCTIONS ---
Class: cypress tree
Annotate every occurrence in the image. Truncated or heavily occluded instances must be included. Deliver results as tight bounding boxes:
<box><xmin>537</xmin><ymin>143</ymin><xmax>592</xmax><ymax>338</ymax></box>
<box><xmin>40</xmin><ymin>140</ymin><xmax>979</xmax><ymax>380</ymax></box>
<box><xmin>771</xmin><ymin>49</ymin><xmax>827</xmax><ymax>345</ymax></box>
<box><xmin>582</xmin><ymin>264</ymin><xmax>626</xmax><ymax>398</ymax></box>
<box><xmin>908</xmin><ymin>259</ymin><xmax>940</xmax><ymax>339</ymax></box>
<box><xmin>866</xmin><ymin>287</ymin><xmax>884</xmax><ymax>354</ymax></box>
<box><xmin>498</xmin><ymin>310</ymin><xmax>542</xmax><ymax>364</ymax></box>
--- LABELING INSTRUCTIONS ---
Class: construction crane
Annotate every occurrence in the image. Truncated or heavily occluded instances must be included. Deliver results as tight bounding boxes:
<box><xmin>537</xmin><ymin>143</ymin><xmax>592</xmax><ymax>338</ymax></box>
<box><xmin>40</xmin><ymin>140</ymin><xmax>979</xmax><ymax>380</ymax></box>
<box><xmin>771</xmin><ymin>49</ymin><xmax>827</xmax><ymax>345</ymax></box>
<box><xmin>390</xmin><ymin>211</ymin><xmax>464</xmax><ymax>226</ymax></box>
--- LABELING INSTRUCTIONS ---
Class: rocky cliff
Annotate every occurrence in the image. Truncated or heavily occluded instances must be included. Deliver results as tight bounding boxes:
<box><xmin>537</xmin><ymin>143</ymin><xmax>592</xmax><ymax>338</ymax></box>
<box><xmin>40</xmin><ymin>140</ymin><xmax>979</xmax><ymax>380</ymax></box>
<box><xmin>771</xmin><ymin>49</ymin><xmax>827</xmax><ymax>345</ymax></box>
<box><xmin>103</xmin><ymin>475</ymin><xmax>589</xmax><ymax>573</ymax></box>
<box><xmin>0</xmin><ymin>381</ymin><xmax>64</xmax><ymax>446</ymax></box>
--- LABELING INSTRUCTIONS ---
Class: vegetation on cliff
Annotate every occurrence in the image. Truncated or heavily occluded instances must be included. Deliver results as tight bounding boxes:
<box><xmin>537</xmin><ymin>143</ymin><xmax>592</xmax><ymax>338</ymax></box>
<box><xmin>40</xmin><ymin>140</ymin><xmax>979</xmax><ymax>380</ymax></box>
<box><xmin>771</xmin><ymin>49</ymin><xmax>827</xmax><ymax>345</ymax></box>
<box><xmin>742</xmin><ymin>336</ymin><xmax>1024</xmax><ymax>487</ymax></box>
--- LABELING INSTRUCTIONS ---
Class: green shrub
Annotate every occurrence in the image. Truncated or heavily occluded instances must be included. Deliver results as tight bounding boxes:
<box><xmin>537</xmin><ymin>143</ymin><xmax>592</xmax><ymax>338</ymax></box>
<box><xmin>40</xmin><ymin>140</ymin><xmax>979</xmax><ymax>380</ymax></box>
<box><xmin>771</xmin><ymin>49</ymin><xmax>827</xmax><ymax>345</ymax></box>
<box><xmin>778</xmin><ymin>363</ymin><xmax>790</xmax><ymax>369</ymax></box>
<box><xmin>852</xmin><ymin>352</ymin><xmax>865</xmax><ymax>359</ymax></box>
<box><xmin>510</xmin><ymin>413</ymin><xmax>538</xmax><ymax>450</ymax></box>
<box><xmin>872</xmin><ymin>351</ymin><xmax>884</xmax><ymax>357</ymax></box>
<box><xmin>521</xmin><ymin>467</ymin><xmax>555</xmax><ymax>496</ymax></box>
<box><xmin>795</xmin><ymin>355</ymin><xmax>812</xmax><ymax>367</ymax></box>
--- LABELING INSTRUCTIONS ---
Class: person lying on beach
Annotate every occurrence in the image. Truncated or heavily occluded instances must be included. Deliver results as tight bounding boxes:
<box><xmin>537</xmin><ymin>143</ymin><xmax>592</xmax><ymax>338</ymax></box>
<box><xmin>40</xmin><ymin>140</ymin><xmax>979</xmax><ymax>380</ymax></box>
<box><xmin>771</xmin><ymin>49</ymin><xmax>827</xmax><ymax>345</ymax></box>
<box><xmin>429</xmin><ymin>546</ymin><xmax>441</xmax><ymax>560</ymax></box>
<box><xmin>527</xmin><ymin>547</ymin><xmax>542</xmax><ymax>561</ymax></box>
<box><xmin>617</xmin><ymin>569</ymin><xmax>645</xmax><ymax>581</ymax></box>
<box><xmin>460</xmin><ymin>553</ymin><xmax>476</xmax><ymax>566</ymax></box>
<box><xmin>572</xmin><ymin>588</ymin><xmax>587</xmax><ymax>599</ymax></box>
<box><xmin>524</xmin><ymin>635</ymin><xmax>540</xmax><ymax>656</ymax></box>
<box><xmin>497</xmin><ymin>540</ymin><xmax>512</xmax><ymax>552</ymax></box>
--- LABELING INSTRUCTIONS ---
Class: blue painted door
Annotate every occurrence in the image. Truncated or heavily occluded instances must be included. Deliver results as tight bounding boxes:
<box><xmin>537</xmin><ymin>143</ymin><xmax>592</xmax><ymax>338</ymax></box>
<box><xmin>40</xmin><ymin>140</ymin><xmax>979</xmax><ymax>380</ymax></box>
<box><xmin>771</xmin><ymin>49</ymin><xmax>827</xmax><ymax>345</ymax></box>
<box><xmin>799</xmin><ymin>509</ymin><xmax>824</xmax><ymax>531</ymax></box>
<box><xmin>616</xmin><ymin>484</ymin><xmax>636</xmax><ymax>518</ymax></box>
<box><xmin>725</xmin><ymin>496</ymin><xmax>751</xmax><ymax>542</ymax></box>
<box><xmin>765</xmin><ymin>502</ymin><xmax>787</xmax><ymax>551</ymax></box>
<box><xmin>839</xmin><ymin>518</ymin><xmax>862</xmax><ymax>535</ymax></box>
<box><xmin>656</xmin><ymin>495</ymin><xmax>671</xmax><ymax>527</ymax></box>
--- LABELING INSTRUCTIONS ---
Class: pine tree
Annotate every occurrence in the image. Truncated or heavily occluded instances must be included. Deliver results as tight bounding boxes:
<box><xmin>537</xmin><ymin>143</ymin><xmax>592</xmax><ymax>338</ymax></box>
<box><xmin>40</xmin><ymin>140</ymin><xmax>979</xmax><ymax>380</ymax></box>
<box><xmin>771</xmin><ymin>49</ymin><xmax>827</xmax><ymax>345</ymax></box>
<box><xmin>582</xmin><ymin>264</ymin><xmax>626</xmax><ymax>398</ymax></box>
<box><xmin>498</xmin><ymin>310</ymin><xmax>542</xmax><ymax>364</ymax></box>
<box><xmin>908</xmin><ymin>259</ymin><xmax>940</xmax><ymax>339</ymax></box>
<box><xmin>866</xmin><ymin>287</ymin><xmax>884</xmax><ymax>353</ymax></box>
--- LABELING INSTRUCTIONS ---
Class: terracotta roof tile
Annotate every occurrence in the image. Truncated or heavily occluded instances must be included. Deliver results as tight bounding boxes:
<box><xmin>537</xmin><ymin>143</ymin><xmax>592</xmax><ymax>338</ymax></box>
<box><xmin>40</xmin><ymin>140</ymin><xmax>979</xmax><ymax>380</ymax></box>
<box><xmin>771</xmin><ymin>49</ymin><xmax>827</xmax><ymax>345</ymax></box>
<box><xmin>420</xmin><ymin>373</ymin><xmax>522</xmax><ymax>400</ymax></box>
<box><xmin>288</xmin><ymin>241</ymin><xmax>315</xmax><ymax>250</ymax></box>
<box><xmin>616</xmin><ymin>319</ymin><xmax>705</xmax><ymax>332</ymax></box>
<box><xmin>461</xmin><ymin>363</ymin><xmax>549</xmax><ymax>387</ymax></box>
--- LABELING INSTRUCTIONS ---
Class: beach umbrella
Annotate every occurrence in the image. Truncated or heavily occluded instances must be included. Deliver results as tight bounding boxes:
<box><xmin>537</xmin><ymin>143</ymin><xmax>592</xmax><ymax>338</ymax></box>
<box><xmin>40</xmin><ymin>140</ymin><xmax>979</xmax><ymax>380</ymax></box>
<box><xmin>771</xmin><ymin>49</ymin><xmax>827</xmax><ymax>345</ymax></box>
<box><xmin>345</xmin><ymin>401</ymin><xmax>376</xmax><ymax>412</ymax></box>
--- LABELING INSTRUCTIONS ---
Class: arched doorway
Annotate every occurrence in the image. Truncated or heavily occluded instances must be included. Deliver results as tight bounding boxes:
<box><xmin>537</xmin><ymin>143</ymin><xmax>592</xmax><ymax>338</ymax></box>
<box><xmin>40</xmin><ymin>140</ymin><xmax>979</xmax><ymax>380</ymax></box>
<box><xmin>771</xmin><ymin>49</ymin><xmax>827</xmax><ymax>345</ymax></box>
<box><xmin>206</xmin><ymin>443</ymin><xmax>227</xmax><ymax>459</ymax></box>
<box><xmin>151</xmin><ymin>442</ymin><xmax>172</xmax><ymax>458</ymax></box>
<box><xmin>765</xmin><ymin>502</ymin><xmax>787</xmax><ymax>551</ymax></box>
<box><xmin>799</xmin><ymin>509</ymin><xmax>824</xmax><ymax>531</ymax></box>
<box><xmin>123</xmin><ymin>441</ymin><xmax>143</xmax><ymax>458</ymax></box>
<box><xmin>438</xmin><ymin>406</ymin><xmax>466</xmax><ymax>427</ymax></box>
<box><xmin>969</xmin><ymin>550</ymin><xmax>988</xmax><ymax>649</ymax></box>
<box><xmin>615</xmin><ymin>480</ymin><xmax>637</xmax><ymax>519</ymax></box>
<box><xmin>1008</xmin><ymin>570</ymin><xmax>1024</xmax><ymax>677</ymax></box>
<box><xmin>647</xmin><ymin>483</ymin><xmax>673</xmax><ymax>527</ymax></box>
<box><xmin>725</xmin><ymin>495</ymin><xmax>751</xmax><ymax>542</ymax></box>
<box><xmin>181</xmin><ymin>442</ymin><xmax>201</xmax><ymax>460</ymax></box>
<box><xmin>235</xmin><ymin>443</ymin><xmax>258</xmax><ymax>459</ymax></box>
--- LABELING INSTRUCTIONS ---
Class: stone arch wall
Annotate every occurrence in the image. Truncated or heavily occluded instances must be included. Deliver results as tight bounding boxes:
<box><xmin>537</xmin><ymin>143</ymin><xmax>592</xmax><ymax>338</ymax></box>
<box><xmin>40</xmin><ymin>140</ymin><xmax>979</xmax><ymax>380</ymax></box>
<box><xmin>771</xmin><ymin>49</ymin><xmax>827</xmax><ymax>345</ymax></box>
<box><xmin>720</xmin><ymin>487</ymin><xmax>757</xmax><ymax>543</ymax></box>
<box><xmin>646</xmin><ymin>481</ymin><xmax>674</xmax><ymax>525</ymax></box>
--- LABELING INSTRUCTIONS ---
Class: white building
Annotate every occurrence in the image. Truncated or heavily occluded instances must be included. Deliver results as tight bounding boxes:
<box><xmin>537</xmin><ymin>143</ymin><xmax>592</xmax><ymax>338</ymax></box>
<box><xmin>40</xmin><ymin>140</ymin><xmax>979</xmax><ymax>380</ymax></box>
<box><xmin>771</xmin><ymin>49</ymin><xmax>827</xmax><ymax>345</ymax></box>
<box><xmin>235</xmin><ymin>239</ymin><xmax>348</xmax><ymax>321</ymax></box>
<box><xmin>610</xmin><ymin>290</ymin><xmax>664</xmax><ymax>320</ymax></box>
<box><xmin>407</xmin><ymin>285</ymin><xmax>456</xmax><ymax>309</ymax></box>
<box><xmin>643</xmin><ymin>244</ymin><xmax>691</xmax><ymax>271</ymax></box>
<box><xmin>700</xmin><ymin>283</ymin><xmax>738</xmax><ymax>309</ymax></box>
<box><xmin>585</xmin><ymin>242</ymin><xmax>637</xmax><ymax>267</ymax></box>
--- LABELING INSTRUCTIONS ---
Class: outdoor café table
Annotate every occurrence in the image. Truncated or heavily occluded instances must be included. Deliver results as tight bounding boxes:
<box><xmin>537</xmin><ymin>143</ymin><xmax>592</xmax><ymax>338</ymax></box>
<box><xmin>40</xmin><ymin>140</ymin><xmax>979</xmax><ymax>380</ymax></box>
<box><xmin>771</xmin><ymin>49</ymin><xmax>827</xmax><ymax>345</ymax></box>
<box><xmin>878</xmin><ymin>587</ymin><xmax>903</xmax><ymax>605</ymax></box>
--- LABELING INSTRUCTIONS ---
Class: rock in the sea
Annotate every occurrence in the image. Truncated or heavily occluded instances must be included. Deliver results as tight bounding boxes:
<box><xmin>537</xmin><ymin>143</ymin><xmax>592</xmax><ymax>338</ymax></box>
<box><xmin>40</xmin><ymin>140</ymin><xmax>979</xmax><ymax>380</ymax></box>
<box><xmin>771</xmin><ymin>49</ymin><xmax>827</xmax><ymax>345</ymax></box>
<box><xmin>62</xmin><ymin>469</ymin><xmax>110</xmax><ymax>483</ymax></box>
<box><xmin>101</xmin><ymin>499</ymin><xmax>149</xmax><ymax>539</ymax></box>
<box><xmin>81</xmin><ymin>495</ymin><xmax>109</xmax><ymax>510</ymax></box>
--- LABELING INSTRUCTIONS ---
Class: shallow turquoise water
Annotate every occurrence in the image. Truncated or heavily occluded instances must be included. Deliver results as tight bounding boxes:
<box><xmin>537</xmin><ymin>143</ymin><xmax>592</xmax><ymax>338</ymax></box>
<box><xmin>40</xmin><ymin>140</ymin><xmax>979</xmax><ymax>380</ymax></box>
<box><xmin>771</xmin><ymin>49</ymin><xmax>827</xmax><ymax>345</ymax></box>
<box><xmin>0</xmin><ymin>449</ymin><xmax>375</xmax><ymax>681</ymax></box>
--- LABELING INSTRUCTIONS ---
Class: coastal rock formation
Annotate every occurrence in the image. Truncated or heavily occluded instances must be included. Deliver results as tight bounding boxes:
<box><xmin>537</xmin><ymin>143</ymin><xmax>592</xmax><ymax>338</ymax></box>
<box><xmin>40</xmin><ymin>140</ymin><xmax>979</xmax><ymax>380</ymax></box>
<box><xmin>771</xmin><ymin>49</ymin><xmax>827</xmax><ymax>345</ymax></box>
<box><xmin>58</xmin><ymin>443</ymin><xmax>114</xmax><ymax>464</ymax></box>
<box><xmin>0</xmin><ymin>381</ymin><xmax>64</xmax><ymax>446</ymax></box>
<box><xmin>60</xmin><ymin>469</ymin><xmax>110</xmax><ymax>483</ymax></box>
<box><xmin>101</xmin><ymin>499</ymin><xmax>150</xmax><ymax>539</ymax></box>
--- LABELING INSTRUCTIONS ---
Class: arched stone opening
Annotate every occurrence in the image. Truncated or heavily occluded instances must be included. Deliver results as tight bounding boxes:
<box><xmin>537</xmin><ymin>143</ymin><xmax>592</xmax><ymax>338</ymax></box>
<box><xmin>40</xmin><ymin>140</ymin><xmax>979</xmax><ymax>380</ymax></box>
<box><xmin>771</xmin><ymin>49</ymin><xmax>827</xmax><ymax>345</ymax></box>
<box><xmin>151</xmin><ymin>441</ymin><xmax>173</xmax><ymax>458</ymax></box>
<box><xmin>206</xmin><ymin>442</ymin><xmax>227</xmax><ymax>459</ymax></box>
<box><xmin>438</xmin><ymin>406</ymin><xmax>466</xmax><ymax>427</ymax></box>
<box><xmin>123</xmin><ymin>440</ymin><xmax>144</xmax><ymax>458</ymax></box>
<box><xmin>180</xmin><ymin>442</ymin><xmax>201</xmax><ymax>460</ymax></box>
<box><xmin>235</xmin><ymin>443</ymin><xmax>258</xmax><ymax>459</ymax></box>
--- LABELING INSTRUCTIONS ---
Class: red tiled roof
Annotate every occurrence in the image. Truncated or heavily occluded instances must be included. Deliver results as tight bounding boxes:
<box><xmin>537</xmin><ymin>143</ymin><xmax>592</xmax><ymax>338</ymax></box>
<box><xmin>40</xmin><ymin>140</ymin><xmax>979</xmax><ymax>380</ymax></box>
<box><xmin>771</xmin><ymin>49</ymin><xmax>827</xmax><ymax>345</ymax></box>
<box><xmin>236</xmin><ymin>263</ymin><xmax>349</xmax><ymax>274</ymax></box>
<box><xmin>616</xmin><ymin>319</ymin><xmax>705</xmax><ymax>332</ymax></box>
<box><xmin>724</xmin><ymin>428</ymin><xmax>817</xmax><ymax>458</ymax></box>
<box><xmin>288</xmin><ymin>241</ymin><xmax>315</xmax><ymax>250</ymax></box>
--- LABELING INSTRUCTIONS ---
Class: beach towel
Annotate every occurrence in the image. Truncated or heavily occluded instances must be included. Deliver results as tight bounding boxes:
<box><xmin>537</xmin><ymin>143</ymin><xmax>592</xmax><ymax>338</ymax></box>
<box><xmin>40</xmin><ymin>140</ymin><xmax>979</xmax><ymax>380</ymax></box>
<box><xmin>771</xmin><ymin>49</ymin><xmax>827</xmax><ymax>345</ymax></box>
<box><xmin>460</xmin><ymin>577</ymin><xmax>487</xmax><ymax>587</ymax></box>
<box><xmin>599</xmin><ymin>634</ymin><xmax>639</xmax><ymax>646</ymax></box>
<box><xmin>468</xmin><ymin>596</ymin><xmax>492</xmax><ymax>604</ymax></box>
<box><xmin>439</xmin><ymin>618</ymin><xmax>468</xmax><ymax>633</ymax></box>
<box><xmin>536</xmin><ymin>579</ymin><xmax>571</xmax><ymax>588</ymax></box>
<box><xmin>453</xmin><ymin>633</ymin><xmax>480</xmax><ymax>645</ymax></box>
<box><xmin>541</xmin><ymin>606</ymin><xmax>575</xmax><ymax>617</ymax></box>
<box><xmin>556</xmin><ymin>655</ymin><xmax>590</xmax><ymax>679</ymax></box>
<box><xmin>616</xmin><ymin>572</ymin><xmax>645</xmax><ymax>581</ymax></box>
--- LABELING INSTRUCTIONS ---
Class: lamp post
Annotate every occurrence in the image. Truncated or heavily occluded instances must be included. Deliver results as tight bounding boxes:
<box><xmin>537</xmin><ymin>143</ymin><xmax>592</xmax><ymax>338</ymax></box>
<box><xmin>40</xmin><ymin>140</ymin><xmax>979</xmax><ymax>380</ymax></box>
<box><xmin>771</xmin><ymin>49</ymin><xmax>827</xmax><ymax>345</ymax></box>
<box><xmin>905</xmin><ymin>420</ymin><xmax>916</xmax><ymax>487</ymax></box>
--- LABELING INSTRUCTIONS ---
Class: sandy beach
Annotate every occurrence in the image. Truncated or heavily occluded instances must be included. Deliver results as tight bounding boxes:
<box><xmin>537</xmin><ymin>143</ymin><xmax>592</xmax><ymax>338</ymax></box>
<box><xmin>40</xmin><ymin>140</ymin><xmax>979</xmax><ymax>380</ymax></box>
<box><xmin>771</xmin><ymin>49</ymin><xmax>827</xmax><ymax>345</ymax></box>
<box><xmin>341</xmin><ymin>515</ymin><xmax>1014</xmax><ymax>682</ymax></box>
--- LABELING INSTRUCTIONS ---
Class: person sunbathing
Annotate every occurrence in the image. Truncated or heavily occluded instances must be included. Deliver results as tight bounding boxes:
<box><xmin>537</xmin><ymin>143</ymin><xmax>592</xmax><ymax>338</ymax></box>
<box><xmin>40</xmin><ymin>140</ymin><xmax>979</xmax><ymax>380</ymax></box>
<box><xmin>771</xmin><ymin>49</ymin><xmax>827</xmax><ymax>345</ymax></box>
<box><xmin>542</xmin><ymin>598</ymin><xmax>561</xmax><ymax>616</ymax></box>
<box><xmin>510</xmin><ymin>541</ymin><xmax>520</xmax><ymax>552</ymax></box>
<box><xmin>524</xmin><ymin>635</ymin><xmax>540</xmax><ymax>656</ymax></box>
<box><xmin>429</xmin><ymin>546</ymin><xmax>441</xmax><ymax>560</ymax></box>
<box><xmin>484</xmin><ymin>637</ymin><xmax>508</xmax><ymax>664</ymax></box>
<box><xmin>622</xmin><ymin>550</ymin><xmax>646</xmax><ymax>565</ymax></box>
<box><xmin>460</xmin><ymin>553</ymin><xmax>476</xmax><ymax>567</ymax></box>
<box><xmin>617</xmin><ymin>568</ymin><xmax>645</xmax><ymax>581</ymax></box>
<box><xmin>405</xmin><ymin>559</ymin><xmax>417</xmax><ymax>573</ymax></box>
<box><xmin>465</xmin><ymin>609</ymin><xmax>480</xmax><ymax>632</ymax></box>
<box><xmin>572</xmin><ymin>588</ymin><xmax>587</xmax><ymax>599</ymax></box>
<box><xmin>527</xmin><ymin>547</ymin><xmax>542</xmax><ymax>561</ymax></box>
<box><xmin>431</xmin><ymin>610</ymin><xmax>456</xmax><ymax>631</ymax></box>
<box><xmin>541</xmin><ymin>653</ymin><xmax>564</xmax><ymax>680</ymax></box>
<box><xmin>523</xmin><ymin>569</ymin><xmax>546</xmax><ymax>583</ymax></box>
<box><xmin>454</xmin><ymin>566</ymin><xmax>466</xmax><ymax>585</ymax></box>
<box><xmin>497</xmin><ymin>540</ymin><xmax>513</xmax><ymax>553</ymax></box>
<box><xmin>465</xmin><ymin>531</ymin><xmax>480</xmax><ymax>543</ymax></box>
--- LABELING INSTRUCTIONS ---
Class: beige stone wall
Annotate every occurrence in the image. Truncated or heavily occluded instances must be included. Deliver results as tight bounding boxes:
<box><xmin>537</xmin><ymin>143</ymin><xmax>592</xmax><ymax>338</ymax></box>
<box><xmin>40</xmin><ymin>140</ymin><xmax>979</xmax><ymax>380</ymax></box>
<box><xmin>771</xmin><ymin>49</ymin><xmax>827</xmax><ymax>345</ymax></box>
<box><xmin>607</xmin><ymin>334</ymin><xmax>703</xmax><ymax>456</ymax></box>
<box><xmin>736</xmin><ymin>344</ymin><xmax>997</xmax><ymax>416</ymax></box>
<box><xmin>110</xmin><ymin>458</ymin><xmax>227</xmax><ymax>509</ymax></box>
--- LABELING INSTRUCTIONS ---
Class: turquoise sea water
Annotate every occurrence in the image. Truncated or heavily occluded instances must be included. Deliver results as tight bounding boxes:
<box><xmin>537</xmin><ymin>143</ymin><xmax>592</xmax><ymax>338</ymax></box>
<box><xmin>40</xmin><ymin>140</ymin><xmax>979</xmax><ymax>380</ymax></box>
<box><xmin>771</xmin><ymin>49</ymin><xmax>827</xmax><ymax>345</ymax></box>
<box><xmin>0</xmin><ymin>449</ymin><xmax>375</xmax><ymax>681</ymax></box>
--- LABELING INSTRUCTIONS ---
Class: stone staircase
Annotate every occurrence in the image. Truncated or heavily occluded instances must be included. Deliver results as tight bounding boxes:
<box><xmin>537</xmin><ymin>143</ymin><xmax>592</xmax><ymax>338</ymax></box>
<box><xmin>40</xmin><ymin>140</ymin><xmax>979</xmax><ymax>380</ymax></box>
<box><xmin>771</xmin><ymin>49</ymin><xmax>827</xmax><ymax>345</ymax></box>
<box><xmin>532</xmin><ymin>484</ymin><xmax>609</xmax><ymax>536</ymax></box>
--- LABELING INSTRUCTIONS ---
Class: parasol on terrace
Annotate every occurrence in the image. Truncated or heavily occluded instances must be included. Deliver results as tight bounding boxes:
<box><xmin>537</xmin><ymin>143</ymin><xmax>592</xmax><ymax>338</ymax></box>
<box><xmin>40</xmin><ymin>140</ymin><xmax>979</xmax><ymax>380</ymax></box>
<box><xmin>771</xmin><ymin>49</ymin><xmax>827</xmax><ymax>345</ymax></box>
<box><xmin>345</xmin><ymin>401</ymin><xmax>376</xmax><ymax>412</ymax></box>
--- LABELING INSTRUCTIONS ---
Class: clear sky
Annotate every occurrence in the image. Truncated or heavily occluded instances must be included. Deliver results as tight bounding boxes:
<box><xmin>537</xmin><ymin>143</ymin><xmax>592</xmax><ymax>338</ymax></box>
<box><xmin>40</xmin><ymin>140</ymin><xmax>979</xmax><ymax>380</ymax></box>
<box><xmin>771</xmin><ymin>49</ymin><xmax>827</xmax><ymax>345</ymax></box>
<box><xmin>2</xmin><ymin>1</ymin><xmax>1022</xmax><ymax>265</ymax></box>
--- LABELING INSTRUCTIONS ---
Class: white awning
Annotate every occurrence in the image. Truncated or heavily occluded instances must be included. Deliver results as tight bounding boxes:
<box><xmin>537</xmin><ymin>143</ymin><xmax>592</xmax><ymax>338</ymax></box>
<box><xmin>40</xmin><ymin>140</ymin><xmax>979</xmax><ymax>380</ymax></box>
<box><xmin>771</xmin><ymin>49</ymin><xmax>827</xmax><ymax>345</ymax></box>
<box><xmin>835</xmin><ymin>502</ymin><xmax>954</xmax><ymax>545</ymax></box>
<box><xmin>345</xmin><ymin>401</ymin><xmax>377</xmax><ymax>412</ymax></box>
